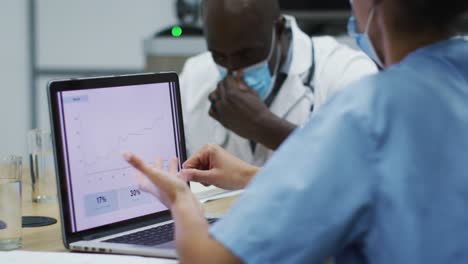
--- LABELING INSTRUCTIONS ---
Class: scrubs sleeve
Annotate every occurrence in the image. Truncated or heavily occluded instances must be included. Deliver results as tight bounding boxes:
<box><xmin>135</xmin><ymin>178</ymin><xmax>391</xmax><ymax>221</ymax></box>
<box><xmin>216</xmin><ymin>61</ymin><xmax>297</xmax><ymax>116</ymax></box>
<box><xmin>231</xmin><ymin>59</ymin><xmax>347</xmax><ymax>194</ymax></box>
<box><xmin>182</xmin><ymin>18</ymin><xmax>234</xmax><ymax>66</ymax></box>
<box><xmin>210</xmin><ymin>89</ymin><xmax>379</xmax><ymax>264</ymax></box>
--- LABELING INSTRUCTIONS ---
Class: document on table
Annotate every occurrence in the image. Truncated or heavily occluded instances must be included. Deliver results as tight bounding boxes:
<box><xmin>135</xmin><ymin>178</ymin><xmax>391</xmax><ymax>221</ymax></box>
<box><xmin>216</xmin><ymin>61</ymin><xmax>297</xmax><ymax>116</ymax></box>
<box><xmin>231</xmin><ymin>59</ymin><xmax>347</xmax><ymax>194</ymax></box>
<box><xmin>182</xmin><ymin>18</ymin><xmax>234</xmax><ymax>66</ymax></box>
<box><xmin>1</xmin><ymin>251</ymin><xmax>178</xmax><ymax>264</ymax></box>
<box><xmin>196</xmin><ymin>187</ymin><xmax>243</xmax><ymax>203</ymax></box>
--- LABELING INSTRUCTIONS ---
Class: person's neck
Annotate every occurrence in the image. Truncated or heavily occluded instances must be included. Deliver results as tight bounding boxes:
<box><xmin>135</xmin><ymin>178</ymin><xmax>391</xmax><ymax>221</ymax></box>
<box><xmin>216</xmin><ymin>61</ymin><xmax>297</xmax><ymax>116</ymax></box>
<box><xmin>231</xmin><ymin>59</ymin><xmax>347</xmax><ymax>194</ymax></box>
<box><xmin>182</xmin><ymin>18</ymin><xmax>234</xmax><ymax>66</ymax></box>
<box><xmin>383</xmin><ymin>28</ymin><xmax>452</xmax><ymax>67</ymax></box>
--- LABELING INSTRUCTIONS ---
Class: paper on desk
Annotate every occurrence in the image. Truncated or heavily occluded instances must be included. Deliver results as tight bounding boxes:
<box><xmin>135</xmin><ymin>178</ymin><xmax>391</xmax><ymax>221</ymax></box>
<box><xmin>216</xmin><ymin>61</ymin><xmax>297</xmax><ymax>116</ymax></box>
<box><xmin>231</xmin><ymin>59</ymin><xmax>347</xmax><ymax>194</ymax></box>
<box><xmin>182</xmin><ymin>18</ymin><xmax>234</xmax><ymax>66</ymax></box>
<box><xmin>0</xmin><ymin>251</ymin><xmax>177</xmax><ymax>264</ymax></box>
<box><xmin>198</xmin><ymin>189</ymin><xmax>243</xmax><ymax>204</ymax></box>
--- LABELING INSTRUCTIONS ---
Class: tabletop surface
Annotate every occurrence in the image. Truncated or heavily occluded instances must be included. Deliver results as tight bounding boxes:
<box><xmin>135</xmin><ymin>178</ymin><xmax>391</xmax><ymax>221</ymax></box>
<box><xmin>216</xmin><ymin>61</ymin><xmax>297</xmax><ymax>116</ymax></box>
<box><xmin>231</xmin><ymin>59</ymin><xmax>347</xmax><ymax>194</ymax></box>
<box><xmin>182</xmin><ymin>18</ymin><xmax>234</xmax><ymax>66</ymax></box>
<box><xmin>14</xmin><ymin>174</ymin><xmax>334</xmax><ymax>264</ymax></box>
<box><xmin>19</xmin><ymin>180</ymin><xmax>238</xmax><ymax>252</ymax></box>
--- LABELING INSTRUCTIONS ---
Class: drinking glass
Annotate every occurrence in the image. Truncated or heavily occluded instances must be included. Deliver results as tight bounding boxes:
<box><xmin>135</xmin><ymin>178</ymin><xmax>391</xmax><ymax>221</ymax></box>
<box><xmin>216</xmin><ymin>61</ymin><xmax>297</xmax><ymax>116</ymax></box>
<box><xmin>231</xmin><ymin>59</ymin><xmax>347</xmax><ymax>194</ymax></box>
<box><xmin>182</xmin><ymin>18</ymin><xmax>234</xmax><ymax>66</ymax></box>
<box><xmin>0</xmin><ymin>155</ymin><xmax>23</xmax><ymax>250</ymax></box>
<box><xmin>28</xmin><ymin>129</ymin><xmax>57</xmax><ymax>203</ymax></box>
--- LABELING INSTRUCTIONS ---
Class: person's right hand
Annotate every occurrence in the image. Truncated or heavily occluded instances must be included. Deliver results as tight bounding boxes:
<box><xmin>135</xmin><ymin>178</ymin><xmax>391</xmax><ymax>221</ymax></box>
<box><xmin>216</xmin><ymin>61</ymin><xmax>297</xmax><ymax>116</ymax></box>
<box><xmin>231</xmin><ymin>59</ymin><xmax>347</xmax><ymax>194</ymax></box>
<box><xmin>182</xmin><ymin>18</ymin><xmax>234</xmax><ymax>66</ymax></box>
<box><xmin>179</xmin><ymin>144</ymin><xmax>259</xmax><ymax>190</ymax></box>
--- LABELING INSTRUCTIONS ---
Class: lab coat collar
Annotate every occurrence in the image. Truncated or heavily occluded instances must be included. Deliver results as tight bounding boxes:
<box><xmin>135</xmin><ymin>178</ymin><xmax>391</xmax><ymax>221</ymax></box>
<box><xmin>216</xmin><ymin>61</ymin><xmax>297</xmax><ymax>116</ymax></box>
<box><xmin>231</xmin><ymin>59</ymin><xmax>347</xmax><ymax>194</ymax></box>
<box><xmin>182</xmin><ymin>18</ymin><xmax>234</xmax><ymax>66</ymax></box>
<box><xmin>283</xmin><ymin>15</ymin><xmax>313</xmax><ymax>76</ymax></box>
<box><xmin>268</xmin><ymin>16</ymin><xmax>312</xmax><ymax>120</ymax></box>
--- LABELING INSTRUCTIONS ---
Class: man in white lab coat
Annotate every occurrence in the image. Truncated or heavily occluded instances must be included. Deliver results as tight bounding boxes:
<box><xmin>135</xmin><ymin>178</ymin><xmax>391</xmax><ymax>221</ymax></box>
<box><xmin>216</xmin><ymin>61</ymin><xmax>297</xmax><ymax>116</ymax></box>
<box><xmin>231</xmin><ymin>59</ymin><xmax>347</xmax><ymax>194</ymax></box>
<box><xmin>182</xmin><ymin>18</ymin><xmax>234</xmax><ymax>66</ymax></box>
<box><xmin>180</xmin><ymin>0</ymin><xmax>377</xmax><ymax>167</ymax></box>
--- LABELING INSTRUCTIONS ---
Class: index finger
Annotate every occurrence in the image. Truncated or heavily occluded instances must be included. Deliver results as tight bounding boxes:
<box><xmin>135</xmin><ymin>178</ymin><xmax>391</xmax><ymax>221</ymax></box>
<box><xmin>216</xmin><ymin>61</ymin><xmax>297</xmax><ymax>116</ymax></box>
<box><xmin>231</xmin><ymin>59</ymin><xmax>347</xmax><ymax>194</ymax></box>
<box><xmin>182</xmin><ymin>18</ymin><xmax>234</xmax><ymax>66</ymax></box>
<box><xmin>123</xmin><ymin>152</ymin><xmax>173</xmax><ymax>190</ymax></box>
<box><xmin>183</xmin><ymin>151</ymin><xmax>205</xmax><ymax>170</ymax></box>
<box><xmin>218</xmin><ymin>77</ymin><xmax>227</xmax><ymax>101</ymax></box>
<box><xmin>182</xmin><ymin>144</ymin><xmax>215</xmax><ymax>170</ymax></box>
<box><xmin>224</xmin><ymin>73</ymin><xmax>248</xmax><ymax>93</ymax></box>
<box><xmin>235</xmin><ymin>71</ymin><xmax>250</xmax><ymax>91</ymax></box>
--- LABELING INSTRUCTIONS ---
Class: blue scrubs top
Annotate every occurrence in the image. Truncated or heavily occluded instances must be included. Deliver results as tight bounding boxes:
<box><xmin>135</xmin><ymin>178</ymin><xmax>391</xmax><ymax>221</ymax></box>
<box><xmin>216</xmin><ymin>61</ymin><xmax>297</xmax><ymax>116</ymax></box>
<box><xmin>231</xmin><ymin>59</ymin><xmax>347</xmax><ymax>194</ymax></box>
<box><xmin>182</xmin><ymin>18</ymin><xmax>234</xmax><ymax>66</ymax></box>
<box><xmin>210</xmin><ymin>38</ymin><xmax>468</xmax><ymax>264</ymax></box>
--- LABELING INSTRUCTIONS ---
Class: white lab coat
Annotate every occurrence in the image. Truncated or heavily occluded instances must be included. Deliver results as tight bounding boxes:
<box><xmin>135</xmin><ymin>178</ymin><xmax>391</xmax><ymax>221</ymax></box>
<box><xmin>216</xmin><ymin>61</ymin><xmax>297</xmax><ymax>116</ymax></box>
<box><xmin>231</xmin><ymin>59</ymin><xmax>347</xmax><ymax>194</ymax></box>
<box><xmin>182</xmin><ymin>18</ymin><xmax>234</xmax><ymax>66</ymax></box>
<box><xmin>180</xmin><ymin>16</ymin><xmax>377</xmax><ymax>167</ymax></box>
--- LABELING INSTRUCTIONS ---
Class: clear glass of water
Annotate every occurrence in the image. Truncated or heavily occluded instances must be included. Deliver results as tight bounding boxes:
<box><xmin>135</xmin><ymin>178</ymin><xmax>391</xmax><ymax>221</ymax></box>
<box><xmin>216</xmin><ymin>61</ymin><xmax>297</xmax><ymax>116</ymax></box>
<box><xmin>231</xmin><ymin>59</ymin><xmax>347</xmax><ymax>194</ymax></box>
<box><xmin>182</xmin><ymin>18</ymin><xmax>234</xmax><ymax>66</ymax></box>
<box><xmin>28</xmin><ymin>129</ymin><xmax>57</xmax><ymax>203</ymax></box>
<box><xmin>0</xmin><ymin>155</ymin><xmax>22</xmax><ymax>250</ymax></box>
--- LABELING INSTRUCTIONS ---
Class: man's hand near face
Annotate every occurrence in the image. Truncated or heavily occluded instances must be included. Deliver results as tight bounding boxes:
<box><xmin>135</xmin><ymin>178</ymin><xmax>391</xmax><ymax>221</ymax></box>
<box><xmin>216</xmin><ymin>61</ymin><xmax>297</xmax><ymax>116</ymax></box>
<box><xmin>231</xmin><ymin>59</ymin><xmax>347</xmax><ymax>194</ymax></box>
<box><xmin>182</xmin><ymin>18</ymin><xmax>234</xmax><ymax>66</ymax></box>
<box><xmin>208</xmin><ymin>74</ymin><xmax>297</xmax><ymax>150</ymax></box>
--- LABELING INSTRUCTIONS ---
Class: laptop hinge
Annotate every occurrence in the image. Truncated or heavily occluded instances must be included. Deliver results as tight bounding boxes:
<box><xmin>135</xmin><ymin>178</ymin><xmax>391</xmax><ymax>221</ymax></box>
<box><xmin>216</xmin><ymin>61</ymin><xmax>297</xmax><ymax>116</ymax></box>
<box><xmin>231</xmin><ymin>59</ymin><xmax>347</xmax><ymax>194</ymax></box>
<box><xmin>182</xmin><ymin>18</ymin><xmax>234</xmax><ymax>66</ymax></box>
<box><xmin>82</xmin><ymin>214</ymin><xmax>173</xmax><ymax>241</ymax></box>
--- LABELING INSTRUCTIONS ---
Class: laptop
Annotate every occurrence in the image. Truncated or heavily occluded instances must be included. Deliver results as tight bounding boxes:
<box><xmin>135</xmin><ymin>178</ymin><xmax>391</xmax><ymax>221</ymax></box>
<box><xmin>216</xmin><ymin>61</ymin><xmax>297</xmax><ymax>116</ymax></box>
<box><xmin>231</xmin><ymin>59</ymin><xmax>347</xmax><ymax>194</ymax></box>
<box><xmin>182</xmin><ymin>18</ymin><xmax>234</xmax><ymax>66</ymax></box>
<box><xmin>48</xmin><ymin>73</ymin><xmax>216</xmax><ymax>258</ymax></box>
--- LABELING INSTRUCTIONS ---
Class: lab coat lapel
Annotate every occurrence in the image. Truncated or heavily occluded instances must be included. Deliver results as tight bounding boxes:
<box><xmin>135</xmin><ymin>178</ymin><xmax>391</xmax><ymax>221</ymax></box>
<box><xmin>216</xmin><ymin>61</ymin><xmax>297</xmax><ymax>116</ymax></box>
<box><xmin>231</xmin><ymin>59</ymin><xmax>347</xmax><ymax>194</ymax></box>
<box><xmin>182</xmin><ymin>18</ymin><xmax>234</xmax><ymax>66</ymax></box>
<box><xmin>269</xmin><ymin>16</ymin><xmax>312</xmax><ymax>120</ymax></box>
<box><xmin>269</xmin><ymin>75</ymin><xmax>309</xmax><ymax>120</ymax></box>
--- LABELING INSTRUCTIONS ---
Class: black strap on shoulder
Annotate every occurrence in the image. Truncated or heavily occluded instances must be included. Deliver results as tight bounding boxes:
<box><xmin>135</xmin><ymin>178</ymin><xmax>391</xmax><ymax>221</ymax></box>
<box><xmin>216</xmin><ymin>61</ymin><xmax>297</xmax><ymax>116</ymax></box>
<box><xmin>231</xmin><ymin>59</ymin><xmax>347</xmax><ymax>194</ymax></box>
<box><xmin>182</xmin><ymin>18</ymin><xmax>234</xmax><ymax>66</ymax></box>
<box><xmin>305</xmin><ymin>39</ymin><xmax>316</xmax><ymax>93</ymax></box>
<box><xmin>305</xmin><ymin>39</ymin><xmax>316</xmax><ymax>112</ymax></box>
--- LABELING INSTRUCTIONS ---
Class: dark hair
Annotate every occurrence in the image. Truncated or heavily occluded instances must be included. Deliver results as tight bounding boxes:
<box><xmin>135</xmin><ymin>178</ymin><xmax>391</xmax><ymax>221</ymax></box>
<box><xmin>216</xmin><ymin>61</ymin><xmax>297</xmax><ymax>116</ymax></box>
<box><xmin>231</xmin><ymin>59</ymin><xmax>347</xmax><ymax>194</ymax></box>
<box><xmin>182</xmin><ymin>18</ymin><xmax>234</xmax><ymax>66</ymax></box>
<box><xmin>396</xmin><ymin>0</ymin><xmax>468</xmax><ymax>29</ymax></box>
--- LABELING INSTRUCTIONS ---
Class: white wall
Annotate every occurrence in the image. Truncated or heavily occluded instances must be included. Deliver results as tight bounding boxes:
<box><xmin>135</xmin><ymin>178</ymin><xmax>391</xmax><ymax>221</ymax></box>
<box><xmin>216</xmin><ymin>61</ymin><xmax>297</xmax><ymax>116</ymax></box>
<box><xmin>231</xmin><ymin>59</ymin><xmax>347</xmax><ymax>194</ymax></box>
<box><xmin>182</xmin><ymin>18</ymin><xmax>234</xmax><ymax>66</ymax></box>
<box><xmin>37</xmin><ymin>0</ymin><xmax>176</xmax><ymax>69</ymax></box>
<box><xmin>0</xmin><ymin>0</ymin><xmax>177</xmax><ymax>158</ymax></box>
<box><xmin>0</xmin><ymin>0</ymin><xmax>29</xmax><ymax>158</ymax></box>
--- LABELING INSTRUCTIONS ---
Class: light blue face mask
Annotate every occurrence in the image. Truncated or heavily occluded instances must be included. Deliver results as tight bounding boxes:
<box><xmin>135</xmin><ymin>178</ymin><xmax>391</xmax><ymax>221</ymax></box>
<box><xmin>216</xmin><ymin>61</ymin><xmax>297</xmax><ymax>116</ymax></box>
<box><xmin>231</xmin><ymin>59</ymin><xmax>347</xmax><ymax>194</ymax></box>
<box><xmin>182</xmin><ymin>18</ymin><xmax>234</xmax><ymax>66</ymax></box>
<box><xmin>347</xmin><ymin>5</ymin><xmax>384</xmax><ymax>68</ymax></box>
<box><xmin>217</xmin><ymin>30</ymin><xmax>280</xmax><ymax>100</ymax></box>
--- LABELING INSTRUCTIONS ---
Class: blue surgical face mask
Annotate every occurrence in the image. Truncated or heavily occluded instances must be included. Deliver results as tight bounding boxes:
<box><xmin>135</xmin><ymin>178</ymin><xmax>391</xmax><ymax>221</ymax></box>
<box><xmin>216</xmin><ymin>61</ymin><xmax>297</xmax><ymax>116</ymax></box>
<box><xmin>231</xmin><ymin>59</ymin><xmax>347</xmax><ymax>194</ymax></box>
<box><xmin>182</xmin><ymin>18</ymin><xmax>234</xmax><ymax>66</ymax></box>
<box><xmin>347</xmin><ymin>6</ymin><xmax>384</xmax><ymax>68</ymax></box>
<box><xmin>217</xmin><ymin>30</ymin><xmax>280</xmax><ymax>100</ymax></box>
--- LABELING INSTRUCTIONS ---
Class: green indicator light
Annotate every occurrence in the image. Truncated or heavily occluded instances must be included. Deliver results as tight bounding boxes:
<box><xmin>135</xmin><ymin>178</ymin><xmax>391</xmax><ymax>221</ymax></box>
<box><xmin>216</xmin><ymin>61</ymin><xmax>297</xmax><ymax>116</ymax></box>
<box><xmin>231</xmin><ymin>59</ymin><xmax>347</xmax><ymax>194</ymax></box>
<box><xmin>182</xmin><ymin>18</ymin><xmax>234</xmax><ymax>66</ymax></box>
<box><xmin>171</xmin><ymin>26</ymin><xmax>183</xmax><ymax>37</ymax></box>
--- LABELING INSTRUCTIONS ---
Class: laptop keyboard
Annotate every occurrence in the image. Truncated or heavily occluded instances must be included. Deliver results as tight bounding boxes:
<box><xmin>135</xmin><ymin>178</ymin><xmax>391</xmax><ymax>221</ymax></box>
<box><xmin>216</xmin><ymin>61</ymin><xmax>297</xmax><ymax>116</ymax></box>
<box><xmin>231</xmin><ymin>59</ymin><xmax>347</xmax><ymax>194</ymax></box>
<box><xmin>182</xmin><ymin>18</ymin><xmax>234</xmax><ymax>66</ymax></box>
<box><xmin>103</xmin><ymin>218</ymin><xmax>218</xmax><ymax>247</ymax></box>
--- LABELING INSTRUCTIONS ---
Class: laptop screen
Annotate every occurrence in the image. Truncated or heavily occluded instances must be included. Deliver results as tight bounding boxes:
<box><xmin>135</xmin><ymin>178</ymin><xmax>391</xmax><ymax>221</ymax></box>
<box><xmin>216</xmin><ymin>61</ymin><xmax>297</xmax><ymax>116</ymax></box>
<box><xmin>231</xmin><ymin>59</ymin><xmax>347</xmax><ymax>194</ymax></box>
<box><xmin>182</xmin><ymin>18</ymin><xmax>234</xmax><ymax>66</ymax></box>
<box><xmin>55</xmin><ymin>81</ymin><xmax>182</xmax><ymax>233</ymax></box>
